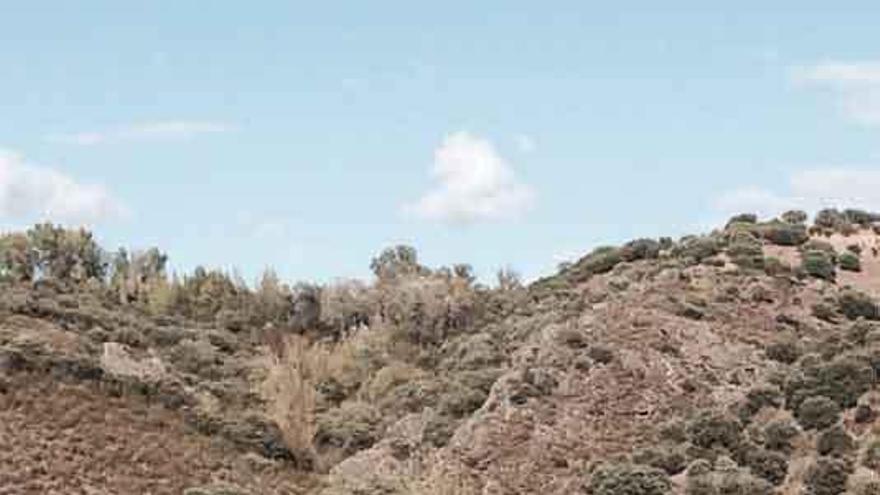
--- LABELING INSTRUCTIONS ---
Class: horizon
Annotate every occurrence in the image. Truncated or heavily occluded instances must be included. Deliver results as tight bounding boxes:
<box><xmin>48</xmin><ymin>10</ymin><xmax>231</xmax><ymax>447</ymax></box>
<box><xmin>3</xmin><ymin>2</ymin><xmax>880</xmax><ymax>284</ymax></box>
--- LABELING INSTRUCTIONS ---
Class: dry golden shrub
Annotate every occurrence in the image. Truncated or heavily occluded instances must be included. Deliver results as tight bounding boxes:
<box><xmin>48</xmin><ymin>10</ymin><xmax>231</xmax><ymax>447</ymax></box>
<box><xmin>261</xmin><ymin>332</ymin><xmax>378</xmax><ymax>456</ymax></box>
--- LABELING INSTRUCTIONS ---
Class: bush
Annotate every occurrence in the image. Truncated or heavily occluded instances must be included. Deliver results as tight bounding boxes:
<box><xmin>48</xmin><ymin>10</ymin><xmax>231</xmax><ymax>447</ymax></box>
<box><xmin>803</xmin><ymin>457</ymin><xmax>851</xmax><ymax>495</ymax></box>
<box><xmin>727</xmin><ymin>213</ymin><xmax>758</xmax><ymax>226</ymax></box>
<box><xmin>849</xmin><ymin>472</ymin><xmax>880</xmax><ymax>495</ymax></box>
<box><xmin>863</xmin><ymin>438</ymin><xmax>880</xmax><ymax>470</ymax></box>
<box><xmin>763</xmin><ymin>256</ymin><xmax>791</xmax><ymax>276</ymax></box>
<box><xmin>815</xmin><ymin>209</ymin><xmax>848</xmax><ymax>231</ymax></box>
<box><xmin>632</xmin><ymin>444</ymin><xmax>689</xmax><ymax>476</ymax></box>
<box><xmin>839</xmin><ymin>290</ymin><xmax>880</xmax><ymax>321</ymax></box>
<box><xmin>802</xmin><ymin>250</ymin><xmax>836</xmax><ymax>281</ymax></box>
<box><xmin>587</xmin><ymin>463</ymin><xmax>672</xmax><ymax>495</ymax></box>
<box><xmin>786</xmin><ymin>356</ymin><xmax>874</xmax><ymax>410</ymax></box>
<box><xmin>782</xmin><ymin>210</ymin><xmax>809</xmax><ymax>224</ymax></box>
<box><xmin>813</xmin><ymin>301</ymin><xmax>840</xmax><ymax>322</ymax></box>
<box><xmin>674</xmin><ymin>236</ymin><xmax>721</xmax><ymax>263</ymax></box>
<box><xmin>685</xmin><ymin>457</ymin><xmax>773</xmax><ymax>495</ymax></box>
<box><xmin>379</xmin><ymin>271</ymin><xmax>478</xmax><ymax>347</ymax></box>
<box><xmin>759</xmin><ymin>221</ymin><xmax>809</xmax><ymax>246</ymax></box>
<box><xmin>569</xmin><ymin>246</ymin><xmax>623</xmax><ymax>281</ymax></box>
<box><xmin>735</xmin><ymin>386</ymin><xmax>783</xmax><ymax>422</ymax></box>
<box><xmin>726</xmin><ymin>231</ymin><xmax>765</xmax><ymax>269</ymax></box>
<box><xmin>844</xmin><ymin>209</ymin><xmax>880</xmax><ymax>226</ymax></box>
<box><xmin>687</xmin><ymin>412</ymin><xmax>743</xmax><ymax>450</ymax></box>
<box><xmin>621</xmin><ymin>239</ymin><xmax>662</xmax><ymax>262</ymax></box>
<box><xmin>766</xmin><ymin>341</ymin><xmax>800</xmax><ymax>364</ymax></box>
<box><xmin>587</xmin><ymin>345</ymin><xmax>616</xmax><ymax>364</ymax></box>
<box><xmin>314</xmin><ymin>401</ymin><xmax>382</xmax><ymax>457</ymax></box>
<box><xmin>436</xmin><ymin>381</ymin><xmax>488</xmax><ymax>417</ymax></box>
<box><xmin>763</xmin><ymin>419</ymin><xmax>799</xmax><ymax>453</ymax></box>
<box><xmin>796</xmin><ymin>396</ymin><xmax>842</xmax><ymax>430</ymax></box>
<box><xmin>817</xmin><ymin>424</ymin><xmax>855</xmax><ymax>458</ymax></box>
<box><xmin>839</xmin><ymin>252</ymin><xmax>863</xmax><ymax>272</ymax></box>
<box><xmin>741</xmin><ymin>447</ymin><xmax>789</xmax><ymax>485</ymax></box>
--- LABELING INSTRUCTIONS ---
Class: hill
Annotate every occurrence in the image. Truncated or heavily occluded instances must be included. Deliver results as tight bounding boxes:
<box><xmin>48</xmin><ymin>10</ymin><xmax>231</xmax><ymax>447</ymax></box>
<box><xmin>2</xmin><ymin>208</ymin><xmax>880</xmax><ymax>494</ymax></box>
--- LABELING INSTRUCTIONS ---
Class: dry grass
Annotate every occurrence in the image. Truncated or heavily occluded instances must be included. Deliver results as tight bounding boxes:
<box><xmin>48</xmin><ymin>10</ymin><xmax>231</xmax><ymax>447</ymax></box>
<box><xmin>262</xmin><ymin>336</ymin><xmax>320</xmax><ymax>456</ymax></box>
<box><xmin>261</xmin><ymin>333</ymin><xmax>372</xmax><ymax>460</ymax></box>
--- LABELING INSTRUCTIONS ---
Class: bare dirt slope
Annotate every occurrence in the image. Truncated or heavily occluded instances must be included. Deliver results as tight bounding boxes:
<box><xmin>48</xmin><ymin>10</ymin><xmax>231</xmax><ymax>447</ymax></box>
<box><xmin>0</xmin><ymin>374</ymin><xmax>314</xmax><ymax>495</ymax></box>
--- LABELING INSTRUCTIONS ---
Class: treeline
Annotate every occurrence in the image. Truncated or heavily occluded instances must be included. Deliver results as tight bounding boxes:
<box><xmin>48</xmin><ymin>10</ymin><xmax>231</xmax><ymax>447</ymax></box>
<box><xmin>0</xmin><ymin>223</ymin><xmax>518</xmax><ymax>342</ymax></box>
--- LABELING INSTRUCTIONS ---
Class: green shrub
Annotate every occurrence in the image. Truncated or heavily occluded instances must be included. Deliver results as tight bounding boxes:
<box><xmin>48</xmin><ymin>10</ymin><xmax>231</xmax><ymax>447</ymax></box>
<box><xmin>796</xmin><ymin>396</ymin><xmax>841</xmax><ymax>430</ymax></box>
<box><xmin>735</xmin><ymin>386</ymin><xmax>783</xmax><ymax>422</ymax></box>
<box><xmin>803</xmin><ymin>457</ymin><xmax>851</xmax><ymax>495</ymax></box>
<box><xmin>817</xmin><ymin>425</ymin><xmax>855</xmax><ymax>458</ymax></box>
<box><xmin>741</xmin><ymin>447</ymin><xmax>789</xmax><ymax>485</ymax></box>
<box><xmin>804</xmin><ymin>239</ymin><xmax>837</xmax><ymax>255</ymax></box>
<box><xmin>786</xmin><ymin>356</ymin><xmax>874</xmax><ymax>410</ymax></box>
<box><xmin>437</xmin><ymin>381</ymin><xmax>488</xmax><ymax>417</ymax></box>
<box><xmin>314</xmin><ymin>401</ymin><xmax>382</xmax><ymax>456</ymax></box>
<box><xmin>802</xmin><ymin>250</ymin><xmax>836</xmax><ymax>281</ymax></box>
<box><xmin>726</xmin><ymin>232</ymin><xmax>765</xmax><ymax>269</ymax></box>
<box><xmin>726</xmin><ymin>213</ymin><xmax>758</xmax><ymax>226</ymax></box>
<box><xmin>813</xmin><ymin>301</ymin><xmax>840</xmax><ymax>322</ymax></box>
<box><xmin>781</xmin><ymin>210</ymin><xmax>808</xmax><ymax>224</ymax></box>
<box><xmin>762</xmin><ymin>419</ymin><xmax>799</xmax><ymax>453</ymax></box>
<box><xmin>844</xmin><ymin>209</ymin><xmax>880</xmax><ymax>226</ymax></box>
<box><xmin>684</xmin><ymin>457</ymin><xmax>773</xmax><ymax>495</ymax></box>
<box><xmin>839</xmin><ymin>252</ymin><xmax>863</xmax><ymax>272</ymax></box>
<box><xmin>567</xmin><ymin>246</ymin><xmax>623</xmax><ymax>282</ymax></box>
<box><xmin>848</xmin><ymin>321</ymin><xmax>880</xmax><ymax>346</ymax></box>
<box><xmin>621</xmin><ymin>239</ymin><xmax>662</xmax><ymax>262</ymax></box>
<box><xmin>587</xmin><ymin>463</ymin><xmax>672</xmax><ymax>495</ymax></box>
<box><xmin>766</xmin><ymin>341</ymin><xmax>800</xmax><ymax>364</ymax></box>
<box><xmin>687</xmin><ymin>412</ymin><xmax>743</xmax><ymax>450</ymax></box>
<box><xmin>674</xmin><ymin>236</ymin><xmax>721</xmax><ymax>263</ymax></box>
<box><xmin>632</xmin><ymin>444</ymin><xmax>689</xmax><ymax>475</ymax></box>
<box><xmin>815</xmin><ymin>209</ymin><xmax>848</xmax><ymax>230</ymax></box>
<box><xmin>839</xmin><ymin>290</ymin><xmax>880</xmax><ymax>321</ymax></box>
<box><xmin>759</xmin><ymin>221</ymin><xmax>809</xmax><ymax>246</ymax></box>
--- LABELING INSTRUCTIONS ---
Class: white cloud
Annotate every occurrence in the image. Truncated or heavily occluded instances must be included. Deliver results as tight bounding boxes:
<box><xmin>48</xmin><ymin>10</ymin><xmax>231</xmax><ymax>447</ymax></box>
<box><xmin>46</xmin><ymin>120</ymin><xmax>236</xmax><ymax>146</ymax></box>
<box><xmin>794</xmin><ymin>61</ymin><xmax>880</xmax><ymax>125</ymax></box>
<box><xmin>714</xmin><ymin>168</ymin><xmax>880</xmax><ymax>220</ymax></box>
<box><xmin>404</xmin><ymin>132</ymin><xmax>535</xmax><ymax>223</ymax></box>
<box><xmin>0</xmin><ymin>150</ymin><xmax>126</xmax><ymax>225</ymax></box>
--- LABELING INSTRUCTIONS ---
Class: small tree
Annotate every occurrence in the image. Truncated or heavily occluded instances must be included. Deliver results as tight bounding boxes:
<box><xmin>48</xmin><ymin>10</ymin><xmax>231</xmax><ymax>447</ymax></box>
<box><xmin>370</xmin><ymin>245</ymin><xmax>425</xmax><ymax>281</ymax></box>
<box><xmin>0</xmin><ymin>232</ymin><xmax>35</xmax><ymax>282</ymax></box>
<box><xmin>27</xmin><ymin>223</ymin><xmax>106</xmax><ymax>282</ymax></box>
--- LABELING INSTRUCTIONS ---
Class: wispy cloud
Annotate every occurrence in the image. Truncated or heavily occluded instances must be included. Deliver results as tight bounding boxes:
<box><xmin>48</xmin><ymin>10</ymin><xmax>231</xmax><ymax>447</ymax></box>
<box><xmin>0</xmin><ymin>149</ymin><xmax>127</xmax><ymax>225</ymax></box>
<box><xmin>404</xmin><ymin>131</ymin><xmax>536</xmax><ymax>223</ymax></box>
<box><xmin>714</xmin><ymin>168</ymin><xmax>880</xmax><ymax>220</ymax></box>
<box><xmin>794</xmin><ymin>62</ymin><xmax>880</xmax><ymax>85</ymax></box>
<box><xmin>46</xmin><ymin>120</ymin><xmax>237</xmax><ymax>146</ymax></box>
<box><xmin>793</xmin><ymin>61</ymin><xmax>880</xmax><ymax>125</ymax></box>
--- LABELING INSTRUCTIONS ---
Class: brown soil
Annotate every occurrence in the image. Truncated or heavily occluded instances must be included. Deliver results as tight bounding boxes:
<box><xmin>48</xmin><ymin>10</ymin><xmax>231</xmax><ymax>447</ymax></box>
<box><xmin>0</xmin><ymin>374</ymin><xmax>316</xmax><ymax>495</ymax></box>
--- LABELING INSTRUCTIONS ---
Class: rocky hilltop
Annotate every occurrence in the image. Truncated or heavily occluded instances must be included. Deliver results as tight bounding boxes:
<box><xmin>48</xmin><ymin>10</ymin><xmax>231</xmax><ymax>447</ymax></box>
<box><xmin>2</xmin><ymin>208</ymin><xmax>880</xmax><ymax>494</ymax></box>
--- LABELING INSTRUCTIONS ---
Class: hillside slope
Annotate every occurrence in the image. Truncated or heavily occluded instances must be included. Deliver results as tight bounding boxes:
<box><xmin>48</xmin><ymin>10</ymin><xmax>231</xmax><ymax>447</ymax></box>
<box><xmin>2</xmin><ymin>209</ymin><xmax>880</xmax><ymax>494</ymax></box>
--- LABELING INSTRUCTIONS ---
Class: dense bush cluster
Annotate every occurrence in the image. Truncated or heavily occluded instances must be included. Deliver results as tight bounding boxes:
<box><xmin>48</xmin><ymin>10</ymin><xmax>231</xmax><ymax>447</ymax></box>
<box><xmin>586</xmin><ymin>463</ymin><xmax>672</xmax><ymax>495</ymax></box>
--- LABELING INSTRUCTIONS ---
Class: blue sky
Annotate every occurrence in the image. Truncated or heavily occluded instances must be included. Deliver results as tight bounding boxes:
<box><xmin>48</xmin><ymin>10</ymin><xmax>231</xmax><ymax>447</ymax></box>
<box><xmin>2</xmin><ymin>2</ymin><xmax>880</xmax><ymax>283</ymax></box>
